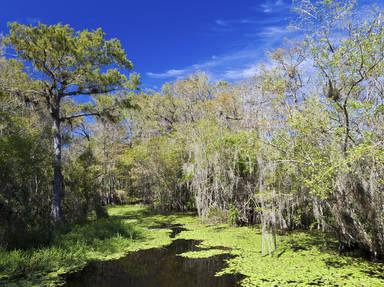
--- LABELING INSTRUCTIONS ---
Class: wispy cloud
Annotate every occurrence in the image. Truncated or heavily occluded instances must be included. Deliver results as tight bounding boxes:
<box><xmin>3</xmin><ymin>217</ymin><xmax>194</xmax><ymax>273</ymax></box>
<box><xmin>146</xmin><ymin>22</ymin><xmax>300</xmax><ymax>84</ymax></box>
<box><xmin>215</xmin><ymin>19</ymin><xmax>229</xmax><ymax>26</ymax></box>
<box><xmin>147</xmin><ymin>69</ymin><xmax>187</xmax><ymax>79</ymax></box>
<box><xmin>213</xmin><ymin>17</ymin><xmax>283</xmax><ymax>28</ymax></box>
<box><xmin>146</xmin><ymin>0</ymin><xmax>297</xmax><ymax>85</ymax></box>
<box><xmin>214</xmin><ymin>18</ymin><xmax>257</xmax><ymax>27</ymax></box>
<box><xmin>260</xmin><ymin>0</ymin><xmax>289</xmax><ymax>14</ymax></box>
<box><xmin>223</xmin><ymin>64</ymin><xmax>259</xmax><ymax>80</ymax></box>
<box><xmin>212</xmin><ymin>18</ymin><xmax>257</xmax><ymax>32</ymax></box>
<box><xmin>147</xmin><ymin>47</ymin><xmax>265</xmax><ymax>82</ymax></box>
<box><xmin>212</xmin><ymin>16</ymin><xmax>289</xmax><ymax>34</ymax></box>
<box><xmin>257</xmin><ymin>26</ymin><xmax>292</xmax><ymax>38</ymax></box>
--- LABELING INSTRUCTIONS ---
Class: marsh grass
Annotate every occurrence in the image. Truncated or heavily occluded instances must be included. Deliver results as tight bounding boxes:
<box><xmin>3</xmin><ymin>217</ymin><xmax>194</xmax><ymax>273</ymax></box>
<box><xmin>0</xmin><ymin>207</ymin><xmax>168</xmax><ymax>287</ymax></box>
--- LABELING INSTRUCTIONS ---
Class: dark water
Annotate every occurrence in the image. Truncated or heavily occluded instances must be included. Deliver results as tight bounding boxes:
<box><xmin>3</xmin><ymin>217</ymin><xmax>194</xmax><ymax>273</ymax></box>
<box><xmin>63</xmin><ymin>226</ymin><xmax>243</xmax><ymax>287</ymax></box>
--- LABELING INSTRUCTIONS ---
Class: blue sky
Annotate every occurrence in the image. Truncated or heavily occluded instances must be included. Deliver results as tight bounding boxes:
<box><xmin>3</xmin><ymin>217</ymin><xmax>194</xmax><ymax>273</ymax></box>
<box><xmin>0</xmin><ymin>0</ymin><xmax>379</xmax><ymax>89</ymax></box>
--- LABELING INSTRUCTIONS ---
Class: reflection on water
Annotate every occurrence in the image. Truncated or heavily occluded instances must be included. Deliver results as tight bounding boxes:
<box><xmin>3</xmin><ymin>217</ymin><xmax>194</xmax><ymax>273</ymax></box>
<box><xmin>64</xmin><ymin>226</ymin><xmax>243</xmax><ymax>287</ymax></box>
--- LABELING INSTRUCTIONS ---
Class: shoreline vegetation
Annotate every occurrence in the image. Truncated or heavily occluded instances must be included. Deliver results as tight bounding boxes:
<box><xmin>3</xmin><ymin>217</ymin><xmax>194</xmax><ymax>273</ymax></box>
<box><xmin>1</xmin><ymin>1</ymin><xmax>384</xmax><ymax>286</ymax></box>
<box><xmin>1</xmin><ymin>205</ymin><xmax>383</xmax><ymax>287</ymax></box>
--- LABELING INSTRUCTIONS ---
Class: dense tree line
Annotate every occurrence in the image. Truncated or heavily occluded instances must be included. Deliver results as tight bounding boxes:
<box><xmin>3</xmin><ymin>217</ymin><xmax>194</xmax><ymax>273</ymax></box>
<box><xmin>119</xmin><ymin>2</ymin><xmax>384</xmax><ymax>259</ymax></box>
<box><xmin>0</xmin><ymin>24</ymin><xmax>138</xmax><ymax>247</ymax></box>
<box><xmin>0</xmin><ymin>0</ymin><xmax>383</xmax><ymax>261</ymax></box>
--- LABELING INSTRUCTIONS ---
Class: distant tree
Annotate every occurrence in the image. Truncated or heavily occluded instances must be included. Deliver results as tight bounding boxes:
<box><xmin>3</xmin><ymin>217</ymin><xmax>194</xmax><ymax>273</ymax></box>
<box><xmin>4</xmin><ymin>23</ymin><xmax>139</xmax><ymax>222</ymax></box>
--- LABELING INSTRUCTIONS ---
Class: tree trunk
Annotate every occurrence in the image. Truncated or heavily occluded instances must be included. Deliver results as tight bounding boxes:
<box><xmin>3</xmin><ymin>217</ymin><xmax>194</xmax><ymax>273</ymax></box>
<box><xmin>342</xmin><ymin>102</ymin><xmax>350</xmax><ymax>153</ymax></box>
<box><xmin>52</xmin><ymin>112</ymin><xmax>62</xmax><ymax>222</ymax></box>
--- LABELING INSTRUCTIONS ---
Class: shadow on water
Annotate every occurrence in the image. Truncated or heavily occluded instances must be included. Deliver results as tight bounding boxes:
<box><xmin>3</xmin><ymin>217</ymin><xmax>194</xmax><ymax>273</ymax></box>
<box><xmin>63</xmin><ymin>225</ymin><xmax>244</xmax><ymax>287</ymax></box>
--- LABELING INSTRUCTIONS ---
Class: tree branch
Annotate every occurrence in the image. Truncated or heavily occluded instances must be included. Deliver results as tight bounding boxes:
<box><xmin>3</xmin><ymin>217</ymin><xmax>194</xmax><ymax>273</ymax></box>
<box><xmin>62</xmin><ymin>87</ymin><xmax>118</xmax><ymax>97</ymax></box>
<box><xmin>60</xmin><ymin>112</ymin><xmax>100</xmax><ymax>121</ymax></box>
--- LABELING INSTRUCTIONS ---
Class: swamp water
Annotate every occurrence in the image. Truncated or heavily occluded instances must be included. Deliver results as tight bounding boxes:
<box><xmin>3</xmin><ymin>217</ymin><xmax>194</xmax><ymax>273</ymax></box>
<box><xmin>63</xmin><ymin>225</ymin><xmax>244</xmax><ymax>287</ymax></box>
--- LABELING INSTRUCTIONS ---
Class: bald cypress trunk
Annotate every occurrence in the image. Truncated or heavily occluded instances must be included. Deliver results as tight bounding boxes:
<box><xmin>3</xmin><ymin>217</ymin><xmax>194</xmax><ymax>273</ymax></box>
<box><xmin>52</xmin><ymin>105</ymin><xmax>62</xmax><ymax>222</ymax></box>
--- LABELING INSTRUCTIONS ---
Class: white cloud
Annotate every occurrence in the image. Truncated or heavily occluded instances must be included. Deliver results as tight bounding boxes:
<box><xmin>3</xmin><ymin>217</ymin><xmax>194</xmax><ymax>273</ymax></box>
<box><xmin>257</xmin><ymin>26</ymin><xmax>290</xmax><ymax>38</ymax></box>
<box><xmin>146</xmin><ymin>24</ymin><xmax>296</xmax><ymax>83</ymax></box>
<box><xmin>261</xmin><ymin>4</ymin><xmax>272</xmax><ymax>13</ymax></box>
<box><xmin>214</xmin><ymin>18</ymin><xmax>277</xmax><ymax>27</ymax></box>
<box><xmin>146</xmin><ymin>48</ymin><xmax>265</xmax><ymax>83</ymax></box>
<box><xmin>147</xmin><ymin>69</ymin><xmax>187</xmax><ymax>79</ymax></box>
<box><xmin>145</xmin><ymin>6</ymin><xmax>300</xmax><ymax>85</ymax></box>
<box><xmin>223</xmin><ymin>65</ymin><xmax>259</xmax><ymax>80</ymax></box>
<box><xmin>215</xmin><ymin>19</ymin><xmax>228</xmax><ymax>26</ymax></box>
<box><xmin>260</xmin><ymin>0</ymin><xmax>289</xmax><ymax>14</ymax></box>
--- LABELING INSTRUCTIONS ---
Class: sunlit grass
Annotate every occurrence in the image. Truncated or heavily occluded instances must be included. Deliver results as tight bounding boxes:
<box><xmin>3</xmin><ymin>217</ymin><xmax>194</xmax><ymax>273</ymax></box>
<box><xmin>0</xmin><ymin>205</ymin><xmax>176</xmax><ymax>287</ymax></box>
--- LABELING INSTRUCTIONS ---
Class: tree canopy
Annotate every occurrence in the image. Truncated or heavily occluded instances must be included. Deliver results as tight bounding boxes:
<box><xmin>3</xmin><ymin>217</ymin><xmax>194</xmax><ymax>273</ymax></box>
<box><xmin>1</xmin><ymin>0</ymin><xmax>384</xmax><ymax>264</ymax></box>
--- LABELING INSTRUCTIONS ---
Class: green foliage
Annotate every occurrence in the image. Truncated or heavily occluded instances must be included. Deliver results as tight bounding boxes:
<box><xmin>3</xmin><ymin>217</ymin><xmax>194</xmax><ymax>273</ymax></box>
<box><xmin>2</xmin><ymin>204</ymin><xmax>384</xmax><ymax>287</ymax></box>
<box><xmin>4</xmin><ymin>22</ymin><xmax>138</xmax><ymax>123</ymax></box>
<box><xmin>176</xmin><ymin>213</ymin><xmax>384</xmax><ymax>287</ymax></box>
<box><xmin>1</xmin><ymin>3</ymin><xmax>384</xmax><ymax>285</ymax></box>
<box><xmin>1</xmin><ymin>21</ymin><xmax>138</xmax><ymax>244</ymax></box>
<box><xmin>119</xmin><ymin>134</ymin><xmax>191</xmax><ymax>210</ymax></box>
<box><xmin>56</xmin><ymin>218</ymin><xmax>141</xmax><ymax>247</ymax></box>
<box><xmin>0</xmin><ymin>205</ymin><xmax>174</xmax><ymax>287</ymax></box>
<box><xmin>0</xmin><ymin>89</ymin><xmax>52</xmax><ymax>248</ymax></box>
<box><xmin>228</xmin><ymin>204</ymin><xmax>240</xmax><ymax>226</ymax></box>
<box><xmin>116</xmin><ymin>3</ymin><xmax>384</xmax><ymax>258</ymax></box>
<box><xmin>5</xmin><ymin>22</ymin><xmax>133</xmax><ymax>84</ymax></box>
<box><xmin>205</xmin><ymin>206</ymin><xmax>229</xmax><ymax>224</ymax></box>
